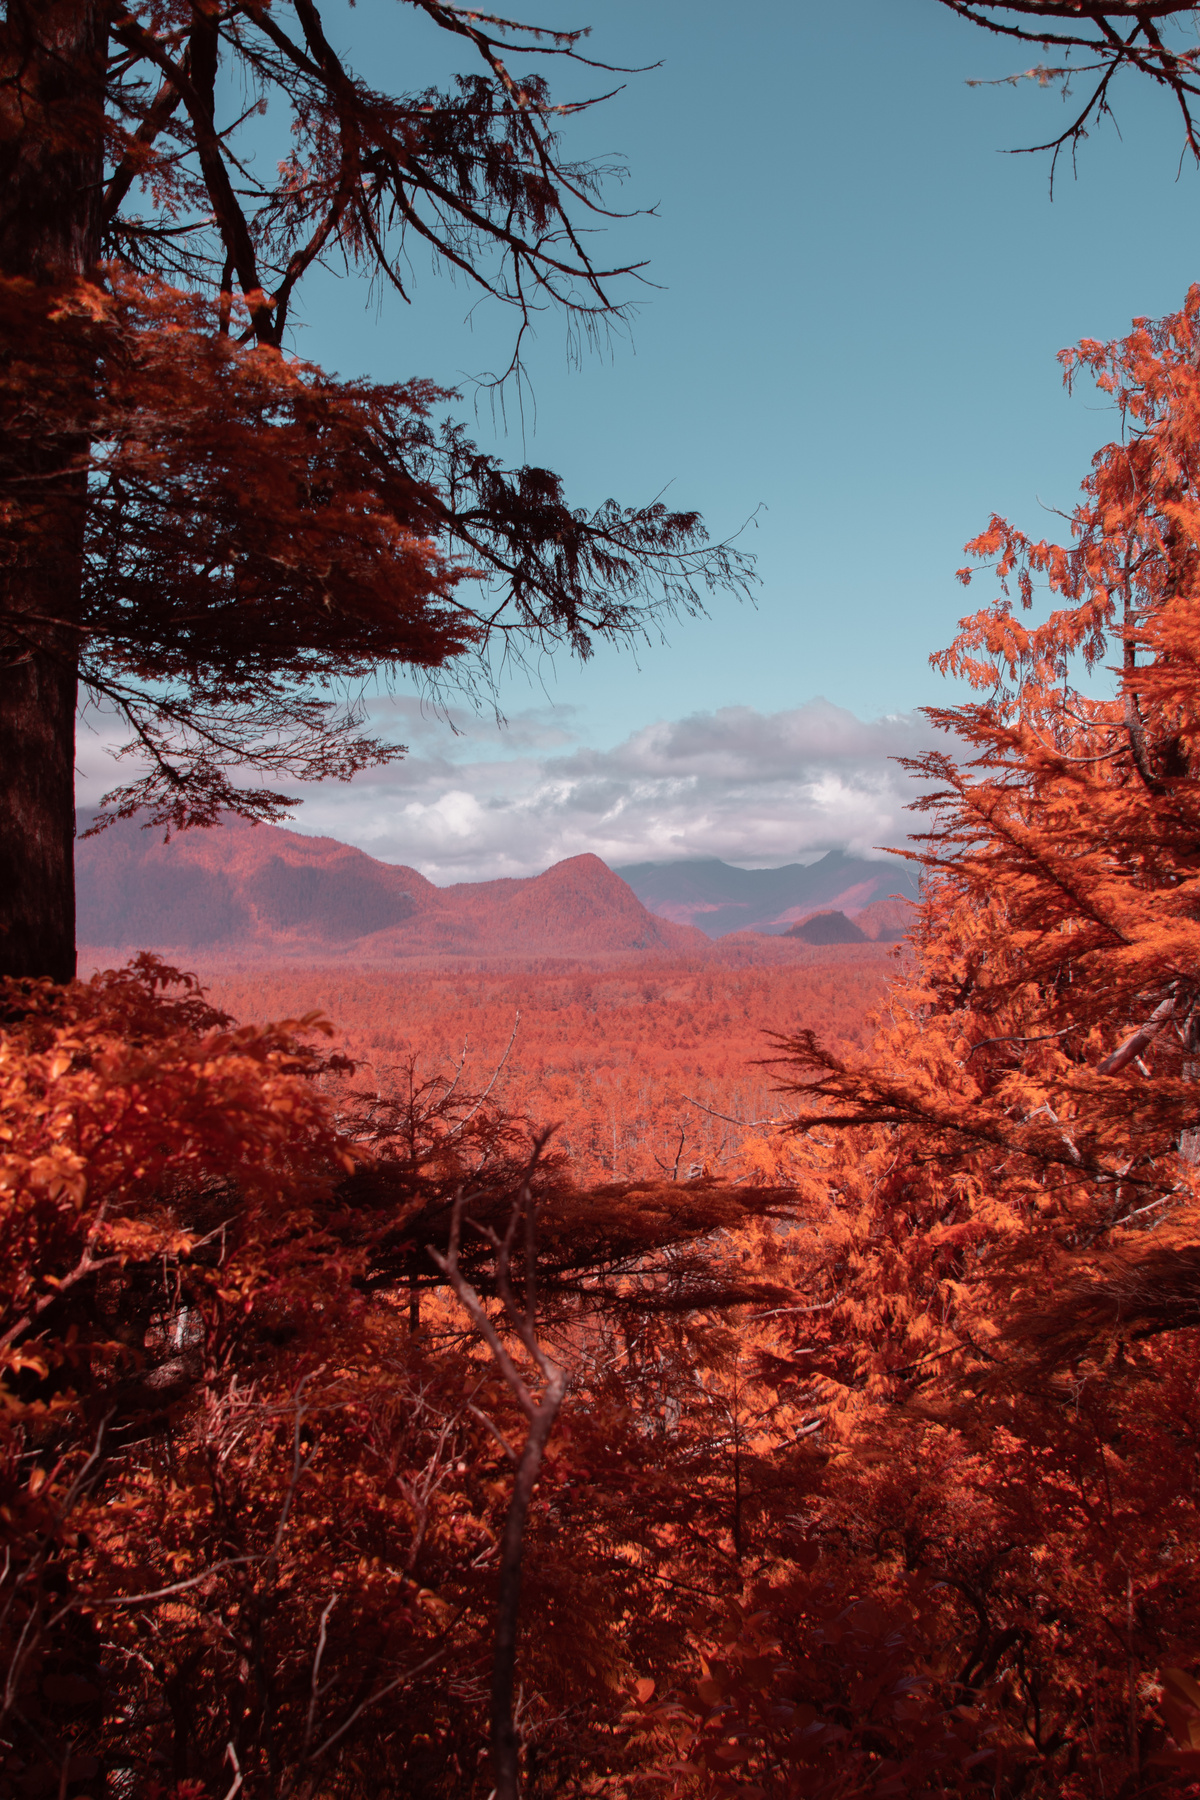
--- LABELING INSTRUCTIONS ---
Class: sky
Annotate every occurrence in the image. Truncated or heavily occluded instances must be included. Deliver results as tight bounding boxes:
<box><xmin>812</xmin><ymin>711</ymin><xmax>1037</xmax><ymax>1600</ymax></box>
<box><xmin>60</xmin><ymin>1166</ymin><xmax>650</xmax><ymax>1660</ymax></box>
<box><xmin>76</xmin><ymin>0</ymin><xmax>1200</xmax><ymax>880</ymax></box>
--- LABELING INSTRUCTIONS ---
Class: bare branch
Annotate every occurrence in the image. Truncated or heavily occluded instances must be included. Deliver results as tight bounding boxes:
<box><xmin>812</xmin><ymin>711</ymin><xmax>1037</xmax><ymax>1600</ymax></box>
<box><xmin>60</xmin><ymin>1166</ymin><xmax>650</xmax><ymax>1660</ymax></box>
<box><xmin>1097</xmin><ymin>994</ymin><xmax>1177</xmax><ymax>1075</ymax></box>
<box><xmin>428</xmin><ymin>1150</ymin><xmax>569</xmax><ymax>1800</ymax></box>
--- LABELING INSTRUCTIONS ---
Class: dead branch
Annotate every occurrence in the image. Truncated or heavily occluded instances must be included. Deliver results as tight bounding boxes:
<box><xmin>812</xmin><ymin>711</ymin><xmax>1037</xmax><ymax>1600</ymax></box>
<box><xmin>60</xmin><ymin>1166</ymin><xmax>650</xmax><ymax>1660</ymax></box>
<box><xmin>1097</xmin><ymin>994</ymin><xmax>1177</xmax><ymax>1074</ymax></box>
<box><xmin>446</xmin><ymin>1012</ymin><xmax>521</xmax><ymax>1139</ymax></box>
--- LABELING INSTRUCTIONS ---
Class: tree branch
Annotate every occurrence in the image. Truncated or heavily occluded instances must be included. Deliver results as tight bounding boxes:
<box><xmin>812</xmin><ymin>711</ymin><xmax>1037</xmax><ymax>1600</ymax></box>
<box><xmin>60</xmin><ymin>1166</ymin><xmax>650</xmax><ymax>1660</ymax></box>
<box><xmin>427</xmin><ymin>1140</ymin><xmax>568</xmax><ymax>1800</ymax></box>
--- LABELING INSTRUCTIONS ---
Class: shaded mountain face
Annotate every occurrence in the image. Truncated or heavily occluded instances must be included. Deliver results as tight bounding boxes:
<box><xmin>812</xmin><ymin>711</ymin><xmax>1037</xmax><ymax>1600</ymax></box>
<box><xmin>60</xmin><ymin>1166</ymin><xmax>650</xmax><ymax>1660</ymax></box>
<box><xmin>785</xmin><ymin>910</ymin><xmax>867</xmax><ymax>946</ymax></box>
<box><xmin>612</xmin><ymin>851</ymin><xmax>919</xmax><ymax>938</ymax></box>
<box><xmin>75</xmin><ymin>815</ymin><xmax>710</xmax><ymax>962</ymax></box>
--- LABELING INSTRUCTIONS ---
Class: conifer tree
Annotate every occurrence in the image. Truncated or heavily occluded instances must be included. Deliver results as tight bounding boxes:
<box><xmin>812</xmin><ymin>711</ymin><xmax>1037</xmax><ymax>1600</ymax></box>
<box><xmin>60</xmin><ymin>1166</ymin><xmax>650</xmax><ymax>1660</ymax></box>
<box><xmin>0</xmin><ymin>2</ymin><xmax>750</xmax><ymax>981</ymax></box>
<box><xmin>750</xmin><ymin>292</ymin><xmax>1200</xmax><ymax>1792</ymax></box>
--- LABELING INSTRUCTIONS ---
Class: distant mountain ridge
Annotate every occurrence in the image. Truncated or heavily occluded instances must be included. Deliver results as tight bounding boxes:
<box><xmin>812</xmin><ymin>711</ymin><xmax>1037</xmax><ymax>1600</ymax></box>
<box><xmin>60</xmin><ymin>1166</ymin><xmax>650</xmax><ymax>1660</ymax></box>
<box><xmin>612</xmin><ymin>851</ymin><xmax>919</xmax><ymax>938</ymax></box>
<box><xmin>75</xmin><ymin>814</ymin><xmax>712</xmax><ymax>962</ymax></box>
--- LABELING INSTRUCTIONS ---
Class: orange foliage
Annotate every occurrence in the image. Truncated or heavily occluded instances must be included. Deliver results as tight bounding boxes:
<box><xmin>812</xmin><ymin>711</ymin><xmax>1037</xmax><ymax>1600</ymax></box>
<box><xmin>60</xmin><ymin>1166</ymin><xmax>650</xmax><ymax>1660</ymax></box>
<box><xmin>651</xmin><ymin>289</ymin><xmax>1200</xmax><ymax>1799</ymax></box>
<box><xmin>198</xmin><ymin>951</ymin><xmax>892</xmax><ymax>1183</ymax></box>
<box><xmin>0</xmin><ymin>956</ymin><xmax>807</xmax><ymax>1799</ymax></box>
<box><xmin>0</xmin><ymin>961</ymin><xmax>662</xmax><ymax>1796</ymax></box>
<box><xmin>23</xmin><ymin>289</ymin><xmax>1200</xmax><ymax>1800</ymax></box>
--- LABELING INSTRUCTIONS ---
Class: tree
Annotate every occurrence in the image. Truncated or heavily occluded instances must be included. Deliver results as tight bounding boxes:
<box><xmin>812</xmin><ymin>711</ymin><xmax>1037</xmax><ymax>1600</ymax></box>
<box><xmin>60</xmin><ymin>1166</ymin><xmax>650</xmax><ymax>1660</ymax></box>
<box><xmin>0</xmin><ymin>2</ymin><xmax>752</xmax><ymax>983</ymax></box>
<box><xmin>0</xmin><ymin>950</ymin><xmax>825</xmax><ymax>1797</ymax></box>
<box><xmin>747</xmin><ymin>292</ymin><xmax>1200</xmax><ymax>1793</ymax></box>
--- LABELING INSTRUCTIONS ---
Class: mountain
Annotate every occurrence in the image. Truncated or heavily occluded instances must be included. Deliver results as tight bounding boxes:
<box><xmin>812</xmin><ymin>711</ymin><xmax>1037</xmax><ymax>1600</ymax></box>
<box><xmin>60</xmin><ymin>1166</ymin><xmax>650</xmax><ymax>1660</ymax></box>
<box><xmin>612</xmin><ymin>851</ymin><xmax>919</xmax><ymax>938</ymax></box>
<box><xmin>853</xmin><ymin>895</ymin><xmax>915</xmax><ymax>943</ymax></box>
<box><xmin>785</xmin><ymin>909</ymin><xmax>867</xmax><ymax>946</ymax></box>
<box><xmin>75</xmin><ymin>814</ymin><xmax>711</xmax><ymax>962</ymax></box>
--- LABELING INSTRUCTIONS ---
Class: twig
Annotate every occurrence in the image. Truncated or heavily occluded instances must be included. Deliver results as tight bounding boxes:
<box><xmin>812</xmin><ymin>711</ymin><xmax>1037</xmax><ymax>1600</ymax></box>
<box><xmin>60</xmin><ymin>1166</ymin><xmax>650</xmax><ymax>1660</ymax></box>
<box><xmin>747</xmin><ymin>1298</ymin><xmax>838</xmax><ymax>1321</ymax></box>
<box><xmin>0</xmin><ymin>1202</ymin><xmax>127</xmax><ymax>1357</ymax></box>
<box><xmin>305</xmin><ymin>1646</ymin><xmax>450</xmax><ymax>1762</ymax></box>
<box><xmin>274</xmin><ymin>1366</ymin><xmax>325</xmax><ymax>1550</ymax></box>
<box><xmin>469</xmin><ymin>1402</ymin><xmax>519</xmax><ymax>1465</ymax></box>
<box><xmin>303</xmin><ymin>1594</ymin><xmax>338</xmax><ymax>1753</ymax></box>
<box><xmin>1024</xmin><ymin>1101</ymin><xmax>1082</xmax><ymax>1165</ymax></box>
<box><xmin>85</xmin><ymin>1555</ymin><xmax>261</xmax><ymax>1607</ymax></box>
<box><xmin>682</xmin><ymin>1095</ymin><xmax>777</xmax><ymax>1129</ymax></box>
<box><xmin>965</xmin><ymin>1027</ymin><xmax>1074</xmax><ymax>1059</ymax></box>
<box><xmin>446</xmin><ymin>1013</ymin><xmax>521</xmax><ymax>1138</ymax></box>
<box><xmin>222</xmin><ymin>1742</ymin><xmax>243</xmax><ymax>1800</ymax></box>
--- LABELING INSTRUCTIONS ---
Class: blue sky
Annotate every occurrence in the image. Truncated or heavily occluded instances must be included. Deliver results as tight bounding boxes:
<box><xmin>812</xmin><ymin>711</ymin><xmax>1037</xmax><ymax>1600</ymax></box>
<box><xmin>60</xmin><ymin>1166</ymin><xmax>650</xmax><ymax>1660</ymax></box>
<box><xmin>294</xmin><ymin>0</ymin><xmax>1200</xmax><ymax>724</ymax></box>
<box><xmin>77</xmin><ymin>1</ymin><xmax>1200</xmax><ymax>876</ymax></box>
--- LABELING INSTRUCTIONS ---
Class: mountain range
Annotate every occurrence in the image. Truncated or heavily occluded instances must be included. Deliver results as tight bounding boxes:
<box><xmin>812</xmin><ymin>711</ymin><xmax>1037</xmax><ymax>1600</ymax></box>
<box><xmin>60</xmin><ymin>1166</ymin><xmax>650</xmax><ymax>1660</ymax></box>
<box><xmin>613</xmin><ymin>851</ymin><xmax>919</xmax><ymax>938</ymax></box>
<box><xmin>77</xmin><ymin>813</ymin><xmax>712</xmax><ymax>964</ymax></box>
<box><xmin>74</xmin><ymin>817</ymin><xmax>915</xmax><ymax>964</ymax></box>
<box><xmin>75</xmin><ymin>814</ymin><xmax>714</xmax><ymax>963</ymax></box>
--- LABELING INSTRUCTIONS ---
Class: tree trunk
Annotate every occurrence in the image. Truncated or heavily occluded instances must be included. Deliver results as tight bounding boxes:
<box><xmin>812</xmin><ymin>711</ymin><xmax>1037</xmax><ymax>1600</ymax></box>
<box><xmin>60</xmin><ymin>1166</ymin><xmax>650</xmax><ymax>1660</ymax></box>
<box><xmin>0</xmin><ymin>1</ymin><xmax>107</xmax><ymax>982</ymax></box>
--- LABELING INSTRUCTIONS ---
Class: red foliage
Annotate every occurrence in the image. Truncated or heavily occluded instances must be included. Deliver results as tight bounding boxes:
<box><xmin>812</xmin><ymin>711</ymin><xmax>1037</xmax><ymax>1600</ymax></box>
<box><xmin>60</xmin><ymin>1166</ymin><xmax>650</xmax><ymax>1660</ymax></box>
<box><xmin>734</xmin><ymin>289</ymin><xmax>1200</xmax><ymax>1798</ymax></box>
<box><xmin>22</xmin><ymin>222</ymin><xmax>1200</xmax><ymax>1800</ymax></box>
<box><xmin>196</xmin><ymin>954</ymin><xmax>892</xmax><ymax>1183</ymax></box>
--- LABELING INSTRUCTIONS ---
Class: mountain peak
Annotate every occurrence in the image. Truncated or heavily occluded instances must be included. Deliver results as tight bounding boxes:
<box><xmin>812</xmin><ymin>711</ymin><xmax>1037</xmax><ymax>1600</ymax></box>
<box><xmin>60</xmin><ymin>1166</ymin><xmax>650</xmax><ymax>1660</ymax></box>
<box><xmin>785</xmin><ymin>909</ymin><xmax>867</xmax><ymax>946</ymax></box>
<box><xmin>75</xmin><ymin>817</ymin><xmax>710</xmax><ymax>963</ymax></box>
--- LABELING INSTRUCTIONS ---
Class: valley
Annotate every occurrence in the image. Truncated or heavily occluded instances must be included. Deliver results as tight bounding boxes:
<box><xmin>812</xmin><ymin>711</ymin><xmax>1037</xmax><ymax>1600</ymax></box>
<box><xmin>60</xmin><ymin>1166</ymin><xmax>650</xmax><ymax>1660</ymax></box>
<box><xmin>195</xmin><ymin>951</ymin><xmax>894</xmax><ymax>1184</ymax></box>
<box><xmin>75</xmin><ymin>815</ymin><xmax>908</xmax><ymax>1184</ymax></box>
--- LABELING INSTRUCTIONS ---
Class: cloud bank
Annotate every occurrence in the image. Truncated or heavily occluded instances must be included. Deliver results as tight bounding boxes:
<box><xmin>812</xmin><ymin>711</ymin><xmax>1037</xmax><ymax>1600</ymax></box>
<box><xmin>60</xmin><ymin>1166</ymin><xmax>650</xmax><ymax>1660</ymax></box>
<box><xmin>77</xmin><ymin>696</ymin><xmax>943</xmax><ymax>884</ymax></box>
<box><xmin>268</xmin><ymin>698</ymin><xmax>943</xmax><ymax>882</ymax></box>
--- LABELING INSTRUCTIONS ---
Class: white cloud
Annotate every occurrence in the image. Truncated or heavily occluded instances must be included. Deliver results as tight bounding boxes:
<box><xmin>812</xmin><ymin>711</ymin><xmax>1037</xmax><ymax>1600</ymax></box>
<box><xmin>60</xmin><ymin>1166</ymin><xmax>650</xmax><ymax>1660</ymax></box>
<box><xmin>284</xmin><ymin>698</ymin><xmax>943</xmax><ymax>881</ymax></box>
<box><xmin>75</xmin><ymin>695</ymin><xmax>947</xmax><ymax>883</ymax></box>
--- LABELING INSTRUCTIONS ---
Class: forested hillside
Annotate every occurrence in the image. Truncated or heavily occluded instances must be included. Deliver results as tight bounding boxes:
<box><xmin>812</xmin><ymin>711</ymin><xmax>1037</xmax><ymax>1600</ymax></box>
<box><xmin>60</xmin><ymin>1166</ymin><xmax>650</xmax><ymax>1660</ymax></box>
<box><xmin>76</xmin><ymin>814</ymin><xmax>912</xmax><ymax>965</ymax></box>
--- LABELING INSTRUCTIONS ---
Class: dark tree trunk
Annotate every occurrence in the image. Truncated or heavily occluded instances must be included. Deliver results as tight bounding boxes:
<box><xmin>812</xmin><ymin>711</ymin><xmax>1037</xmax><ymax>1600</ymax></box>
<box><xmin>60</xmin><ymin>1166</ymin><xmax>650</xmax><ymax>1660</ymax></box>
<box><xmin>0</xmin><ymin>1</ymin><xmax>107</xmax><ymax>982</ymax></box>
